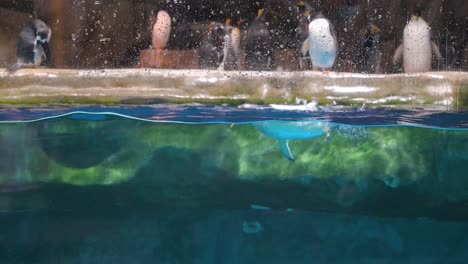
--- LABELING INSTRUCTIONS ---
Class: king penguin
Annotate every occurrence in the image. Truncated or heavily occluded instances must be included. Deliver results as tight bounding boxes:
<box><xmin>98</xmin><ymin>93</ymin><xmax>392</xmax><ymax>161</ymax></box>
<box><xmin>392</xmin><ymin>12</ymin><xmax>442</xmax><ymax>73</ymax></box>
<box><xmin>244</xmin><ymin>9</ymin><xmax>275</xmax><ymax>71</ymax></box>
<box><xmin>198</xmin><ymin>22</ymin><xmax>227</xmax><ymax>69</ymax></box>
<box><xmin>308</xmin><ymin>13</ymin><xmax>338</xmax><ymax>71</ymax></box>
<box><xmin>357</xmin><ymin>23</ymin><xmax>383</xmax><ymax>73</ymax></box>
<box><xmin>152</xmin><ymin>10</ymin><xmax>172</xmax><ymax>50</ymax></box>
<box><xmin>295</xmin><ymin>1</ymin><xmax>312</xmax><ymax>70</ymax></box>
<box><xmin>7</xmin><ymin>19</ymin><xmax>52</xmax><ymax>74</ymax></box>
<box><xmin>218</xmin><ymin>19</ymin><xmax>241</xmax><ymax>70</ymax></box>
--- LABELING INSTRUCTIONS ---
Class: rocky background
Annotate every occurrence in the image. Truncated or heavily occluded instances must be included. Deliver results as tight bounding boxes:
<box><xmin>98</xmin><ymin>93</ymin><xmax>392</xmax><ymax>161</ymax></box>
<box><xmin>0</xmin><ymin>0</ymin><xmax>467</xmax><ymax>71</ymax></box>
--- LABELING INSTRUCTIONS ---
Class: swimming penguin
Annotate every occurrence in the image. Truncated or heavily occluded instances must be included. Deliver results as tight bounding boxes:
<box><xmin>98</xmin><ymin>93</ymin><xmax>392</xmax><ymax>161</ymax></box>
<box><xmin>198</xmin><ymin>22</ymin><xmax>227</xmax><ymax>69</ymax></box>
<box><xmin>295</xmin><ymin>1</ymin><xmax>312</xmax><ymax>70</ymax></box>
<box><xmin>244</xmin><ymin>9</ymin><xmax>275</xmax><ymax>71</ymax></box>
<box><xmin>151</xmin><ymin>10</ymin><xmax>172</xmax><ymax>50</ymax></box>
<box><xmin>357</xmin><ymin>23</ymin><xmax>383</xmax><ymax>74</ymax></box>
<box><xmin>7</xmin><ymin>19</ymin><xmax>52</xmax><ymax>74</ymax></box>
<box><xmin>308</xmin><ymin>13</ymin><xmax>338</xmax><ymax>71</ymax></box>
<box><xmin>392</xmin><ymin>13</ymin><xmax>442</xmax><ymax>73</ymax></box>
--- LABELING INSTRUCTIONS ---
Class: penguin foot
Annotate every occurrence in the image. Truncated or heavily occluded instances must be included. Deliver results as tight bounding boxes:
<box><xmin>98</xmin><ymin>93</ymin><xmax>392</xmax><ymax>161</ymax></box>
<box><xmin>7</xmin><ymin>63</ymin><xmax>22</xmax><ymax>75</ymax></box>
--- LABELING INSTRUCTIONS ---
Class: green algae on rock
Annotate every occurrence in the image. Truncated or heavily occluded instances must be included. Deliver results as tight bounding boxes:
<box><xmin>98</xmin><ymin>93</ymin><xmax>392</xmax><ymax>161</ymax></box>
<box><xmin>0</xmin><ymin>118</ymin><xmax>466</xmax><ymax>205</ymax></box>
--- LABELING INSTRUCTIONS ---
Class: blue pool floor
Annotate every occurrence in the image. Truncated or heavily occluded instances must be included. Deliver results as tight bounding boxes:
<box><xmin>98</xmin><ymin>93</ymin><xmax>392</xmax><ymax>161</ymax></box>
<box><xmin>1</xmin><ymin>209</ymin><xmax>468</xmax><ymax>264</ymax></box>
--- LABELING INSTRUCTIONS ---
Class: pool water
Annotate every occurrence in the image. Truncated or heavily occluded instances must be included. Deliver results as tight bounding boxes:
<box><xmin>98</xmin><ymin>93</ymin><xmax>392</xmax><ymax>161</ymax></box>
<box><xmin>0</xmin><ymin>105</ymin><xmax>467</xmax><ymax>263</ymax></box>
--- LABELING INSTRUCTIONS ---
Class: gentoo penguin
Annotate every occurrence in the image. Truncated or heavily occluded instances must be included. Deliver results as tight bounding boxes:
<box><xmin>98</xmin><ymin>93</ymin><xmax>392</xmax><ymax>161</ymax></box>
<box><xmin>392</xmin><ymin>13</ymin><xmax>442</xmax><ymax>73</ymax></box>
<box><xmin>152</xmin><ymin>10</ymin><xmax>171</xmax><ymax>50</ymax></box>
<box><xmin>198</xmin><ymin>22</ymin><xmax>227</xmax><ymax>69</ymax></box>
<box><xmin>295</xmin><ymin>1</ymin><xmax>311</xmax><ymax>70</ymax></box>
<box><xmin>244</xmin><ymin>9</ymin><xmax>275</xmax><ymax>71</ymax></box>
<box><xmin>7</xmin><ymin>19</ymin><xmax>52</xmax><ymax>74</ymax></box>
<box><xmin>357</xmin><ymin>23</ymin><xmax>383</xmax><ymax>74</ymax></box>
<box><xmin>308</xmin><ymin>13</ymin><xmax>338</xmax><ymax>71</ymax></box>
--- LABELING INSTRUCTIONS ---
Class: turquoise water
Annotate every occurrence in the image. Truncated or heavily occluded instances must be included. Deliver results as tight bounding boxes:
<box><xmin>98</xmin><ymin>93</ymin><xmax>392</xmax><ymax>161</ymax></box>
<box><xmin>0</xmin><ymin>105</ymin><xmax>467</xmax><ymax>263</ymax></box>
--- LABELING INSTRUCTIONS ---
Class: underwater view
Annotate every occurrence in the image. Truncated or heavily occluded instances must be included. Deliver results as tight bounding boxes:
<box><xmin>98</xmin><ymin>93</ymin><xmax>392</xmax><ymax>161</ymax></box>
<box><xmin>0</xmin><ymin>105</ymin><xmax>467</xmax><ymax>263</ymax></box>
<box><xmin>1</xmin><ymin>0</ymin><xmax>468</xmax><ymax>262</ymax></box>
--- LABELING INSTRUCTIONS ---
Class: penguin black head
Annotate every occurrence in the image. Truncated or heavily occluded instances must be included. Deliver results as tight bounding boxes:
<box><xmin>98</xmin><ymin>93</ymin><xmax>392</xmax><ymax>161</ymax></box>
<box><xmin>208</xmin><ymin>22</ymin><xmax>226</xmax><ymax>49</ymax></box>
<box><xmin>7</xmin><ymin>18</ymin><xmax>52</xmax><ymax>74</ymax></box>
<box><xmin>297</xmin><ymin>1</ymin><xmax>306</xmax><ymax>13</ymax></box>
<box><xmin>31</xmin><ymin>19</ymin><xmax>51</xmax><ymax>43</ymax></box>
<box><xmin>412</xmin><ymin>3</ymin><xmax>423</xmax><ymax>19</ymax></box>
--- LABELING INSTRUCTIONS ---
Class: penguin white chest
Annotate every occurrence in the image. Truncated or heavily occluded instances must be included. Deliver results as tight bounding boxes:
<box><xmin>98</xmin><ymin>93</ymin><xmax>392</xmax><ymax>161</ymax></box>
<box><xmin>33</xmin><ymin>45</ymin><xmax>45</xmax><ymax>65</ymax></box>
<box><xmin>152</xmin><ymin>10</ymin><xmax>171</xmax><ymax>50</ymax></box>
<box><xmin>403</xmin><ymin>19</ymin><xmax>432</xmax><ymax>73</ymax></box>
<box><xmin>308</xmin><ymin>18</ymin><xmax>337</xmax><ymax>69</ymax></box>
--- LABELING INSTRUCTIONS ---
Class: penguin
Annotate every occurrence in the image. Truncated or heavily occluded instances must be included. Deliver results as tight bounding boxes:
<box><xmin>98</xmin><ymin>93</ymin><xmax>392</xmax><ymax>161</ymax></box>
<box><xmin>308</xmin><ymin>13</ymin><xmax>338</xmax><ymax>71</ymax></box>
<box><xmin>438</xmin><ymin>33</ymin><xmax>457</xmax><ymax>70</ymax></box>
<box><xmin>244</xmin><ymin>9</ymin><xmax>275</xmax><ymax>71</ymax></box>
<box><xmin>151</xmin><ymin>10</ymin><xmax>172</xmax><ymax>50</ymax></box>
<box><xmin>295</xmin><ymin>1</ymin><xmax>312</xmax><ymax>70</ymax></box>
<box><xmin>357</xmin><ymin>23</ymin><xmax>383</xmax><ymax>74</ymax></box>
<box><xmin>218</xmin><ymin>19</ymin><xmax>241</xmax><ymax>71</ymax></box>
<box><xmin>7</xmin><ymin>19</ymin><xmax>52</xmax><ymax>74</ymax></box>
<box><xmin>224</xmin><ymin>18</ymin><xmax>241</xmax><ymax>70</ymax></box>
<box><xmin>392</xmin><ymin>13</ymin><xmax>442</xmax><ymax>73</ymax></box>
<box><xmin>198</xmin><ymin>22</ymin><xmax>227</xmax><ymax>69</ymax></box>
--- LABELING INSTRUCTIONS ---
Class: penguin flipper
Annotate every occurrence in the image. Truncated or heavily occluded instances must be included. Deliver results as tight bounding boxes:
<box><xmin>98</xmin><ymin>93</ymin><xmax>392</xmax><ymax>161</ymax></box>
<box><xmin>279</xmin><ymin>139</ymin><xmax>294</xmax><ymax>161</ymax></box>
<box><xmin>431</xmin><ymin>40</ymin><xmax>443</xmax><ymax>62</ymax></box>
<box><xmin>40</xmin><ymin>41</ymin><xmax>51</xmax><ymax>66</ymax></box>
<box><xmin>7</xmin><ymin>63</ymin><xmax>22</xmax><ymax>75</ymax></box>
<box><xmin>301</xmin><ymin>38</ymin><xmax>309</xmax><ymax>57</ymax></box>
<box><xmin>392</xmin><ymin>44</ymin><xmax>403</xmax><ymax>64</ymax></box>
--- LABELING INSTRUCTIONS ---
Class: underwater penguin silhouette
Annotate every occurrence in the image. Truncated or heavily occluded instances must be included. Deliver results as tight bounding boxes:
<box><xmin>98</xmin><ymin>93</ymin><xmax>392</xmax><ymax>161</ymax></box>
<box><xmin>7</xmin><ymin>19</ymin><xmax>52</xmax><ymax>74</ymax></box>
<box><xmin>357</xmin><ymin>23</ymin><xmax>383</xmax><ymax>74</ymax></box>
<box><xmin>152</xmin><ymin>10</ymin><xmax>172</xmax><ymax>50</ymax></box>
<box><xmin>308</xmin><ymin>13</ymin><xmax>338</xmax><ymax>71</ymax></box>
<box><xmin>244</xmin><ymin>9</ymin><xmax>275</xmax><ymax>71</ymax></box>
<box><xmin>393</xmin><ymin>12</ymin><xmax>442</xmax><ymax>73</ymax></box>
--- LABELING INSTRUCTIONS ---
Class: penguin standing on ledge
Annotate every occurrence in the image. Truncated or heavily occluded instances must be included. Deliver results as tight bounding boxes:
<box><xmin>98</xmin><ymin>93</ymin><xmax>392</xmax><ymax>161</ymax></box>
<box><xmin>393</xmin><ymin>12</ymin><xmax>442</xmax><ymax>73</ymax></box>
<box><xmin>244</xmin><ymin>9</ymin><xmax>275</xmax><ymax>71</ymax></box>
<box><xmin>220</xmin><ymin>18</ymin><xmax>241</xmax><ymax>70</ymax></box>
<box><xmin>308</xmin><ymin>13</ymin><xmax>338</xmax><ymax>71</ymax></box>
<box><xmin>7</xmin><ymin>19</ymin><xmax>52</xmax><ymax>74</ymax></box>
<box><xmin>198</xmin><ymin>22</ymin><xmax>227</xmax><ymax>69</ymax></box>
<box><xmin>295</xmin><ymin>1</ymin><xmax>312</xmax><ymax>70</ymax></box>
<box><xmin>357</xmin><ymin>23</ymin><xmax>383</xmax><ymax>74</ymax></box>
<box><xmin>152</xmin><ymin>10</ymin><xmax>171</xmax><ymax>50</ymax></box>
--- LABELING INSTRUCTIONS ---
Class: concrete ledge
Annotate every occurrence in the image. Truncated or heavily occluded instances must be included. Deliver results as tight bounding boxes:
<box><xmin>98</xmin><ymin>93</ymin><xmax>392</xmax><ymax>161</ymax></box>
<box><xmin>0</xmin><ymin>68</ymin><xmax>467</xmax><ymax>108</ymax></box>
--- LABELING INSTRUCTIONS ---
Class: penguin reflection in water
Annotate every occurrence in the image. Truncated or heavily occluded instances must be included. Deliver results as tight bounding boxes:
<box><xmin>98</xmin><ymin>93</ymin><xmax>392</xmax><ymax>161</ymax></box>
<box><xmin>393</xmin><ymin>12</ymin><xmax>442</xmax><ymax>73</ymax></box>
<box><xmin>7</xmin><ymin>19</ymin><xmax>52</xmax><ymax>74</ymax></box>
<box><xmin>307</xmin><ymin>13</ymin><xmax>338</xmax><ymax>71</ymax></box>
<box><xmin>198</xmin><ymin>21</ymin><xmax>239</xmax><ymax>70</ymax></box>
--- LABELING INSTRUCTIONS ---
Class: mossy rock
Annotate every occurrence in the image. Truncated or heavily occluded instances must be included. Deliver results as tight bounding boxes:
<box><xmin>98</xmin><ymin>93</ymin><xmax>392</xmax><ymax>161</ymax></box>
<box><xmin>38</xmin><ymin>117</ymin><xmax>133</xmax><ymax>168</ymax></box>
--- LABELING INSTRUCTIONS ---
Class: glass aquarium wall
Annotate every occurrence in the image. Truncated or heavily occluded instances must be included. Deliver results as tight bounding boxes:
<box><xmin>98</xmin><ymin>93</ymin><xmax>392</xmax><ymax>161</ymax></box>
<box><xmin>0</xmin><ymin>0</ymin><xmax>467</xmax><ymax>72</ymax></box>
